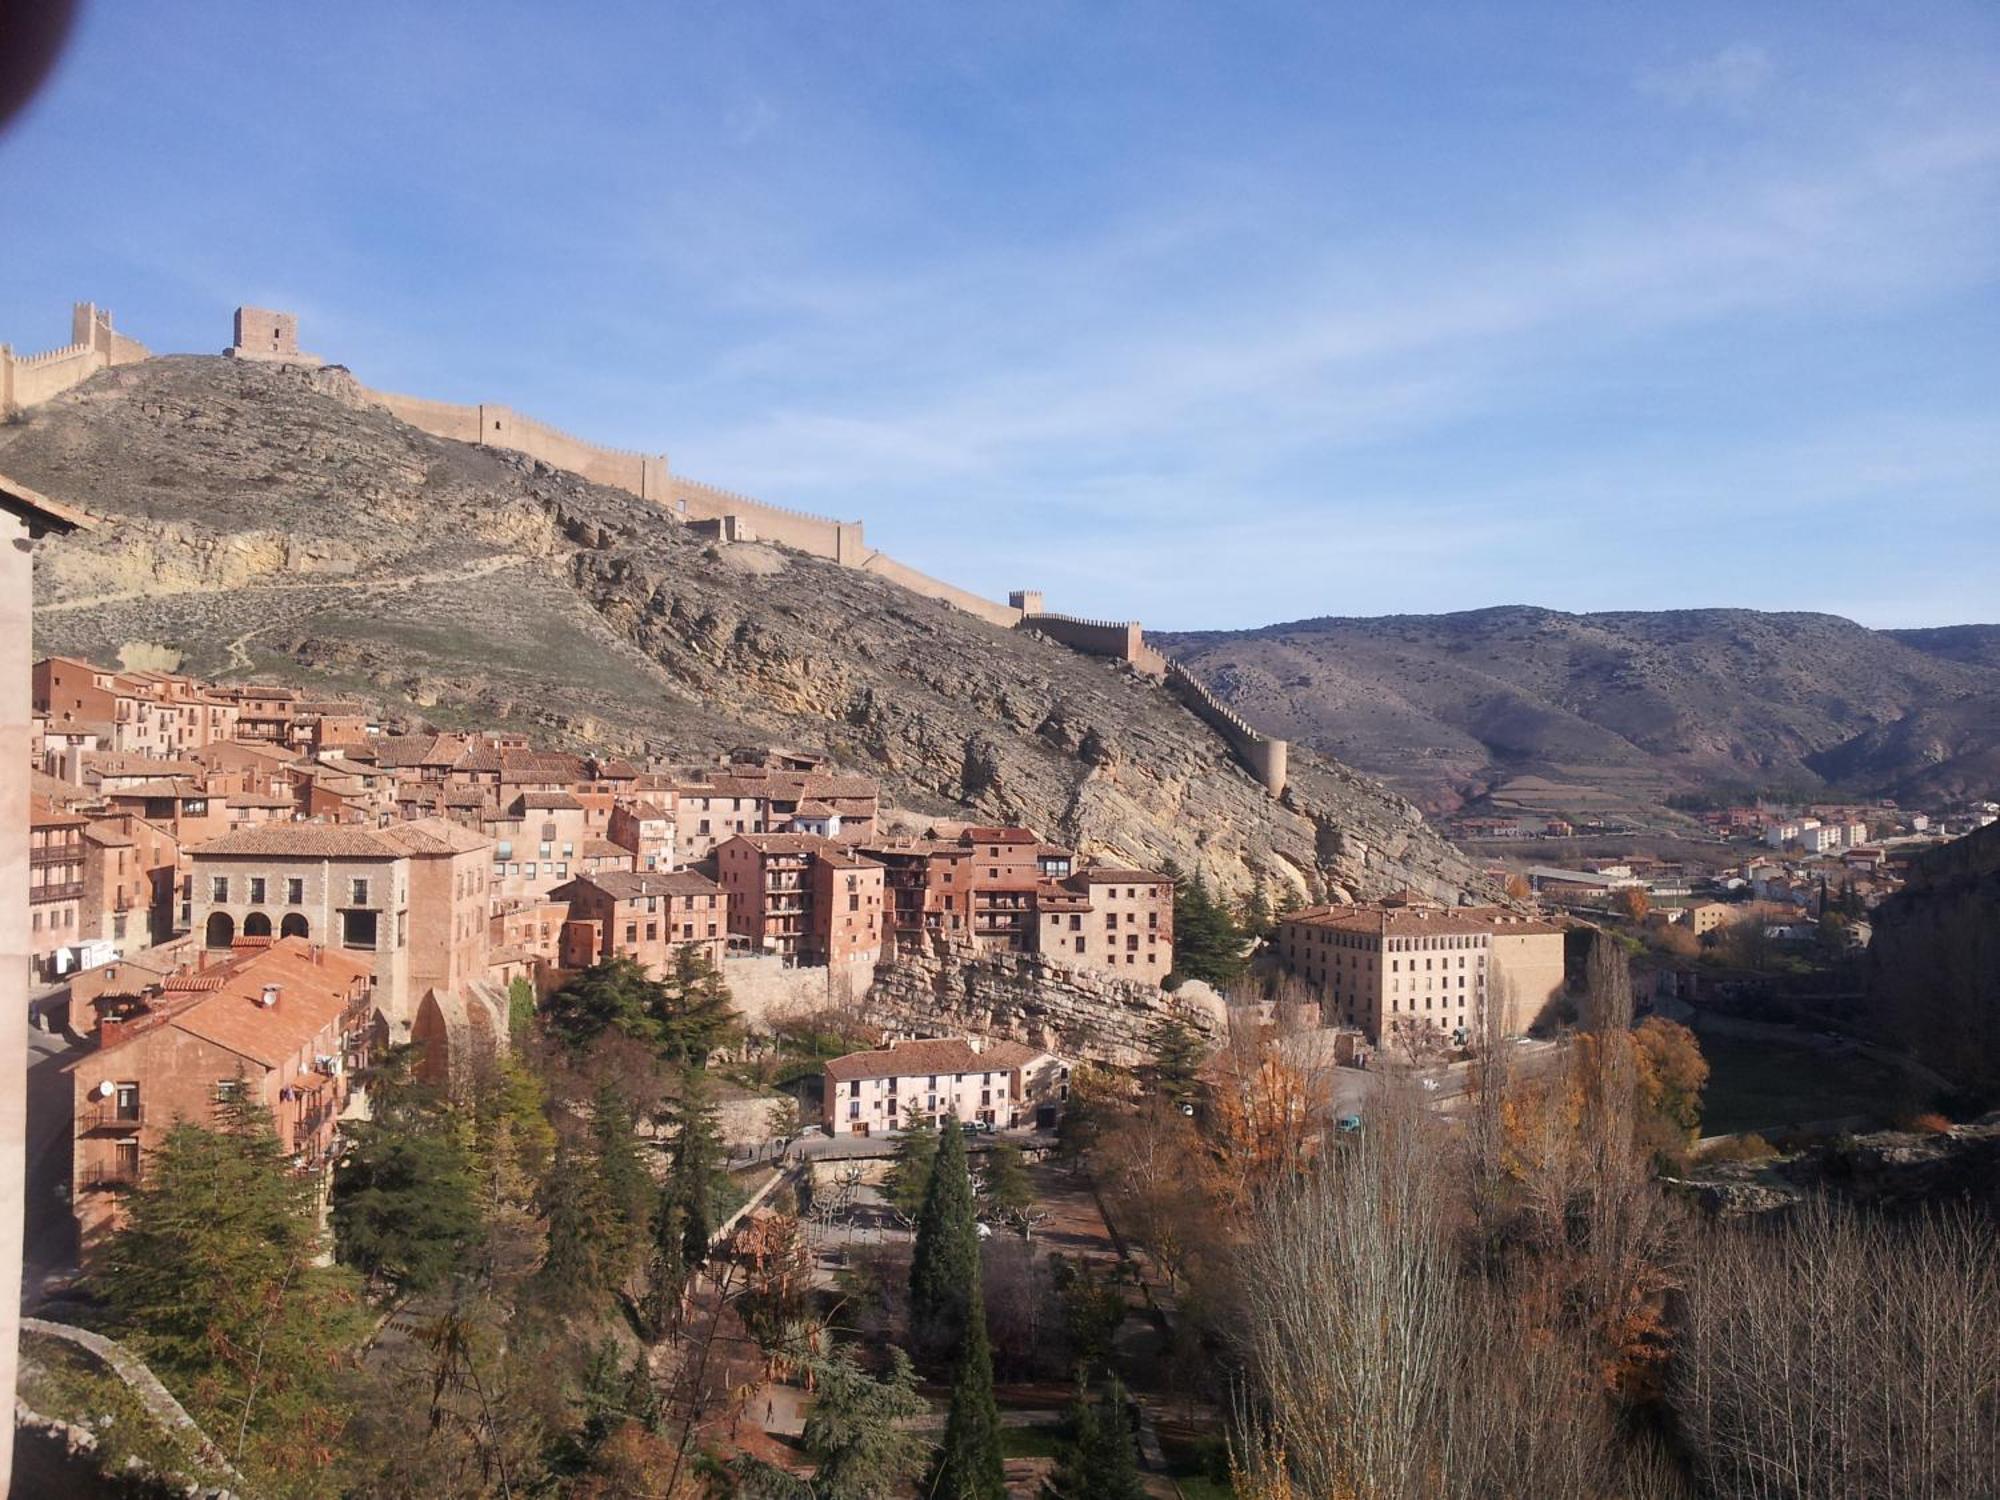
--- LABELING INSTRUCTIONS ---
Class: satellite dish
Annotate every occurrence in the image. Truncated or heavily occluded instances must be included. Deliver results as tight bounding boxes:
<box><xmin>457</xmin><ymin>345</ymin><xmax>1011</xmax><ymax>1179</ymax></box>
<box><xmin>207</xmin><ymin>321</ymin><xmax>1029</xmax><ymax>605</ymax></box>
<box><xmin>94</xmin><ymin>1080</ymin><xmax>114</xmax><ymax>1099</ymax></box>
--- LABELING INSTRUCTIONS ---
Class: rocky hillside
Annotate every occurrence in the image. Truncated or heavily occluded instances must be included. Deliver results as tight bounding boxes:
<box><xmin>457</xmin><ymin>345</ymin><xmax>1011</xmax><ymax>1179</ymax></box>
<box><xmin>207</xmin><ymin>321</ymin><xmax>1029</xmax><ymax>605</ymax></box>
<box><xmin>1157</xmin><ymin>607</ymin><xmax>2000</xmax><ymax>819</ymax></box>
<box><xmin>1864</xmin><ymin>821</ymin><xmax>2000</xmax><ymax>1096</ymax></box>
<box><xmin>8</xmin><ymin>356</ymin><xmax>1479</xmax><ymax>904</ymax></box>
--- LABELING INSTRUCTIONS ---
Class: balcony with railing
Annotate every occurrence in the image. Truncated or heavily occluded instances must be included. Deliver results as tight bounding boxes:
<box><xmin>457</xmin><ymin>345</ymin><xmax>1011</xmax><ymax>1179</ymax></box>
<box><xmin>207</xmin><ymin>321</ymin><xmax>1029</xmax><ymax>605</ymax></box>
<box><xmin>31</xmin><ymin>879</ymin><xmax>86</xmax><ymax>904</ymax></box>
<box><xmin>85</xmin><ymin>1159</ymin><xmax>140</xmax><ymax>1189</ymax></box>
<box><xmin>82</xmin><ymin>1103</ymin><xmax>146</xmax><ymax>1132</ymax></box>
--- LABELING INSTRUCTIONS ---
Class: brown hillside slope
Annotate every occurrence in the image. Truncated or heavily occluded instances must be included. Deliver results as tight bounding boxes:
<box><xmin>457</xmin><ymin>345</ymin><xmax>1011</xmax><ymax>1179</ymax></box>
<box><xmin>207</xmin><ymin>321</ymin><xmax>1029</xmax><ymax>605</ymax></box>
<box><xmin>7</xmin><ymin>356</ymin><xmax>1478</xmax><ymax>903</ymax></box>
<box><xmin>1157</xmin><ymin>607</ymin><xmax>2000</xmax><ymax>818</ymax></box>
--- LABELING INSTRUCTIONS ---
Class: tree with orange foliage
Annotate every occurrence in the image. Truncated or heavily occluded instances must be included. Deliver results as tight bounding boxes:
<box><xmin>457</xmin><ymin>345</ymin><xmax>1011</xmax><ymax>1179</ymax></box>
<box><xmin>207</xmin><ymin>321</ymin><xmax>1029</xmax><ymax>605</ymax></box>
<box><xmin>1199</xmin><ymin>1039</ymin><xmax>1318</xmax><ymax>1212</ymax></box>
<box><xmin>1613</xmin><ymin>886</ymin><xmax>1651</xmax><ymax>922</ymax></box>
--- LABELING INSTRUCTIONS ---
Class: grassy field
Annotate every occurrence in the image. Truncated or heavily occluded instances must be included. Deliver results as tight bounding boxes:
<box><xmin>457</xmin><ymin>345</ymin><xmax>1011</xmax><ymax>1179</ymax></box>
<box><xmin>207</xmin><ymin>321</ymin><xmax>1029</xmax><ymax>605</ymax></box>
<box><xmin>1697</xmin><ymin>1030</ymin><xmax>1896</xmax><ymax>1136</ymax></box>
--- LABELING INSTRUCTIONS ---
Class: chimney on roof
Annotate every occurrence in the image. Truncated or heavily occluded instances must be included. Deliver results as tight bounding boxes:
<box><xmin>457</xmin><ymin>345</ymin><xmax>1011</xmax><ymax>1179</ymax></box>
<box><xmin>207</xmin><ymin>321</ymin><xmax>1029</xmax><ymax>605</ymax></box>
<box><xmin>967</xmin><ymin>1035</ymin><xmax>984</xmax><ymax>1055</ymax></box>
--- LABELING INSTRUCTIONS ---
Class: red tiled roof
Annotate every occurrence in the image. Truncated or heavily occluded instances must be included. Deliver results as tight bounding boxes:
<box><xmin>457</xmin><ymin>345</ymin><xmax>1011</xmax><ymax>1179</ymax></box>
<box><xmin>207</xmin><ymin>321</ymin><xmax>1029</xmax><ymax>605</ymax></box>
<box><xmin>29</xmin><ymin>795</ymin><xmax>90</xmax><ymax>830</ymax></box>
<box><xmin>161</xmin><ymin>941</ymin><xmax>371</xmax><ymax>1067</ymax></box>
<box><xmin>1283</xmin><ymin>903</ymin><xmax>1562</xmax><ymax>938</ymax></box>
<box><xmin>191</xmin><ymin>824</ymin><xmax>403</xmax><ymax>859</ymax></box>
<box><xmin>824</xmin><ymin>1036</ymin><xmax>1045</xmax><ymax>1082</ymax></box>
<box><xmin>556</xmin><ymin>870</ymin><xmax>723</xmax><ymax>900</ymax></box>
<box><xmin>375</xmin><ymin>817</ymin><xmax>492</xmax><ymax>856</ymax></box>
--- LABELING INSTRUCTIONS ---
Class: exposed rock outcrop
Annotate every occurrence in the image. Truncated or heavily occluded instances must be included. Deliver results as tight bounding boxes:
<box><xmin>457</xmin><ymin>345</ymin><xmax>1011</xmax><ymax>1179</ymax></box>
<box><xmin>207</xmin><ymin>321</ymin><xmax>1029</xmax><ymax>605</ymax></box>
<box><xmin>867</xmin><ymin>946</ymin><xmax>1226</xmax><ymax>1067</ymax></box>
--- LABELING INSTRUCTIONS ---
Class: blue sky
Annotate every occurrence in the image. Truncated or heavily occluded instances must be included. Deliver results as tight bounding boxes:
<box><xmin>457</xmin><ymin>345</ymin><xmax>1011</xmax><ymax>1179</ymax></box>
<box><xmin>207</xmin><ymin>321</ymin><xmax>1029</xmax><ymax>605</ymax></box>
<box><xmin>2</xmin><ymin>2</ymin><xmax>1996</xmax><ymax>629</ymax></box>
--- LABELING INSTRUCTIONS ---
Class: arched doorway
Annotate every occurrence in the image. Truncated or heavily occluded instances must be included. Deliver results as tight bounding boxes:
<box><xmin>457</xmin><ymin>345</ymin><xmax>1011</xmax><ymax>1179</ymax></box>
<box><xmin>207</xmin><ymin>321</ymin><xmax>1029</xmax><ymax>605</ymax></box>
<box><xmin>204</xmin><ymin>911</ymin><xmax>236</xmax><ymax>950</ymax></box>
<box><xmin>242</xmin><ymin>912</ymin><xmax>272</xmax><ymax>938</ymax></box>
<box><xmin>280</xmin><ymin>913</ymin><xmax>309</xmax><ymax>940</ymax></box>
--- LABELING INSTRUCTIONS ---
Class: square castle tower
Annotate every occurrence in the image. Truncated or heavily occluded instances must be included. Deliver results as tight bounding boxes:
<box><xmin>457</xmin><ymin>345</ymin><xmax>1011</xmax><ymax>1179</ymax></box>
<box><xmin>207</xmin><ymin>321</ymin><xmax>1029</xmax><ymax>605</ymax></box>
<box><xmin>226</xmin><ymin>306</ymin><xmax>321</xmax><ymax>366</ymax></box>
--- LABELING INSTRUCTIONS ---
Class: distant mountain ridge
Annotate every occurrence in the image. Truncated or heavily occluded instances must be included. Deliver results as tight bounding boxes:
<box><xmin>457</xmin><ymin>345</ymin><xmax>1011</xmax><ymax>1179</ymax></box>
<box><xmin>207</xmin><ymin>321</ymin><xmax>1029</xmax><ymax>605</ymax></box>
<box><xmin>1157</xmin><ymin>605</ymin><xmax>2000</xmax><ymax>820</ymax></box>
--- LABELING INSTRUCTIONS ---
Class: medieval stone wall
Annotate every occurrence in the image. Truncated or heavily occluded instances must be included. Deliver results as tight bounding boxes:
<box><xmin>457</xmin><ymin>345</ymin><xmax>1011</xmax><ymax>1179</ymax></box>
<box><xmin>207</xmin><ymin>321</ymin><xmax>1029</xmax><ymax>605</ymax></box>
<box><xmin>0</xmin><ymin>303</ymin><xmax>149</xmax><ymax>416</ymax></box>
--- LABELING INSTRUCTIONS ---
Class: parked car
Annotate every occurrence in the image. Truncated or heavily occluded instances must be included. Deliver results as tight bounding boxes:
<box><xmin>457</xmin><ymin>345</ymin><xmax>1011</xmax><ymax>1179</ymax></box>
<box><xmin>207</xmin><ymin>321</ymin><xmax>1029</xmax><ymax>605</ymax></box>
<box><xmin>1420</xmin><ymin>1077</ymin><xmax>1441</xmax><ymax>1092</ymax></box>
<box><xmin>1335</xmin><ymin>1114</ymin><xmax>1363</xmax><ymax>1135</ymax></box>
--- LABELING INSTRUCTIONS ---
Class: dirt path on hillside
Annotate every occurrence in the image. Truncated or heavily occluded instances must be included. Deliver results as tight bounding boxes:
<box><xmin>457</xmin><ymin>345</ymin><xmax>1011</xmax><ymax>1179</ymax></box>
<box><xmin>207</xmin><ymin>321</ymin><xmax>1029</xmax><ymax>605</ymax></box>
<box><xmin>39</xmin><ymin>551</ymin><xmax>529</xmax><ymax>615</ymax></box>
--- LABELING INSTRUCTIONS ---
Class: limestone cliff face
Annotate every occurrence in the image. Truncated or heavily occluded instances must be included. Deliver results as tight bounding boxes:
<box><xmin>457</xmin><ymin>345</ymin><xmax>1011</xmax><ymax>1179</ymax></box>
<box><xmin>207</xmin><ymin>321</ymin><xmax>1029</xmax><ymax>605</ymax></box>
<box><xmin>868</xmin><ymin>947</ymin><xmax>1225</xmax><ymax>1067</ymax></box>
<box><xmin>9</xmin><ymin>356</ymin><xmax>1483</xmax><ymax>903</ymax></box>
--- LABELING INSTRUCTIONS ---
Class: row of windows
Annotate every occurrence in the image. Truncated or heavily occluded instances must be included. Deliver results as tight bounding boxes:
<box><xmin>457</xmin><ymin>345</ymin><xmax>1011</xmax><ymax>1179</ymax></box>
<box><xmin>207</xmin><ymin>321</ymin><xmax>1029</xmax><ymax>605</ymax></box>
<box><xmin>1294</xmin><ymin>928</ymin><xmax>1490</xmax><ymax>953</ymax></box>
<box><xmin>495</xmin><ymin>841</ymin><xmax>576</xmax><ymax>862</ymax></box>
<box><xmin>211</xmin><ymin>875</ymin><xmax>331</xmax><ymax>905</ymax></box>
<box><xmin>624</xmin><ymin>921</ymin><xmax>720</xmax><ymax>943</ymax></box>
<box><xmin>848</xmin><ymin>1071</ymin><xmax>1002</xmax><ymax>1094</ymax></box>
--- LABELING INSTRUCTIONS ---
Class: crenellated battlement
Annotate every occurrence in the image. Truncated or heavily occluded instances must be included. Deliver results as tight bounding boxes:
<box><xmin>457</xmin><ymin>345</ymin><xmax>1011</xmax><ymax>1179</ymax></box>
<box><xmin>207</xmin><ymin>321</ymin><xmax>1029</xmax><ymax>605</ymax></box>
<box><xmin>1</xmin><ymin>303</ymin><xmax>150</xmax><ymax>416</ymax></box>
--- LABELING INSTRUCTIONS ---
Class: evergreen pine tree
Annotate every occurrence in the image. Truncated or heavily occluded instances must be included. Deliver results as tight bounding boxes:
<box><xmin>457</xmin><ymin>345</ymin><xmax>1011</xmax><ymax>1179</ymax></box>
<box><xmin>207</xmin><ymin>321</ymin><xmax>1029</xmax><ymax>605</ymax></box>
<box><xmin>1239</xmin><ymin>883</ymin><xmax>1275</xmax><ymax>942</ymax></box>
<box><xmin>667</xmin><ymin>1075</ymin><xmax>722</xmax><ymax>1266</ymax></box>
<box><xmin>1041</xmin><ymin>1387</ymin><xmax>1102</xmax><ymax>1500</ymax></box>
<box><xmin>592</xmin><ymin>1083</ymin><xmax>653</xmax><ymax>1272</ymax></box>
<box><xmin>658</xmin><ymin>945</ymin><xmax>740</xmax><ymax>1065</ymax></box>
<box><xmin>105</xmin><ymin>1089</ymin><xmax>364</xmax><ymax>1492</ymax></box>
<box><xmin>908</xmin><ymin>1112</ymin><xmax>980</xmax><ymax>1357</ymax></box>
<box><xmin>640</xmin><ymin>1185</ymin><xmax>688</xmax><ymax>1343</ymax></box>
<box><xmin>1042</xmin><ymin>1377</ymin><xmax>1146</xmax><ymax>1500</ymax></box>
<box><xmin>536</xmin><ymin>1137</ymin><xmax>623</xmax><ymax>1307</ymax></box>
<box><xmin>1143</xmin><ymin>1014</ymin><xmax>1207</xmax><ymax>1107</ymax></box>
<box><xmin>931</xmin><ymin>1278</ymin><xmax>1005</xmax><ymax>1500</ymax></box>
<box><xmin>1086</xmin><ymin>1378</ymin><xmax>1147</xmax><ymax>1500</ymax></box>
<box><xmin>883</xmin><ymin>1114</ymin><xmax>939</xmax><ymax>1223</ymax></box>
<box><xmin>1166</xmin><ymin>865</ymin><xmax>1247</xmax><ymax>990</ymax></box>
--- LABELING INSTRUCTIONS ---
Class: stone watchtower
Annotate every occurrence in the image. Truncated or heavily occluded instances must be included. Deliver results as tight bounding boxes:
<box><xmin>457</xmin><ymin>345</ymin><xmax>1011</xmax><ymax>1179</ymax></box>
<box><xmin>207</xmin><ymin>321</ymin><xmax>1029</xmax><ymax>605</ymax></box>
<box><xmin>226</xmin><ymin>306</ymin><xmax>321</xmax><ymax>366</ymax></box>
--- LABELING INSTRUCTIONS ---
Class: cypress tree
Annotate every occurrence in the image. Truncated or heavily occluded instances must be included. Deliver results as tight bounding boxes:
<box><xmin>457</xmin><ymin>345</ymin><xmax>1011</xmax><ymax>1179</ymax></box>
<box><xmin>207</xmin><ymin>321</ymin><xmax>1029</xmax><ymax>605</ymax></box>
<box><xmin>908</xmin><ymin>1112</ymin><xmax>980</xmax><ymax>1357</ymax></box>
<box><xmin>931</xmin><ymin>1278</ymin><xmax>1005</xmax><ymax>1500</ymax></box>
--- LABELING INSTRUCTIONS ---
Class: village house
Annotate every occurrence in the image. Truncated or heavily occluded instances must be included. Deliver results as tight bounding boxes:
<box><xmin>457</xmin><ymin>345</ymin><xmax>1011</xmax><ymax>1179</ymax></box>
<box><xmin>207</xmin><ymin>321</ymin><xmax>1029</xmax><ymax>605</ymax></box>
<box><xmin>960</xmin><ymin>826</ymin><xmax>1045</xmax><ymax>952</ymax></box>
<box><xmin>1036</xmin><ymin>867</ymin><xmax>1174</xmax><ymax>981</ymax></box>
<box><xmin>67</xmin><ymin>937</ymin><xmax>374</xmax><ymax>1265</ymax></box>
<box><xmin>714</xmin><ymin>833</ymin><xmax>886</xmax><ymax>969</ymax></box>
<box><xmin>33</xmin><ymin>657</ymin><xmax>242</xmax><ymax>758</ymax></box>
<box><xmin>79</xmin><ymin>811</ymin><xmax>180</xmax><ymax>956</ymax></box>
<box><xmin>856</xmin><ymin>837</ymin><xmax>974</xmax><ymax>955</ymax></box>
<box><xmin>482</xmin><ymin>790</ymin><xmax>599</xmax><ymax>912</ymax></box>
<box><xmin>187</xmin><ymin>817</ymin><xmax>491</xmax><ymax>1036</ymax></box>
<box><xmin>28</xmin><ymin>795</ymin><xmax>88</xmax><ymax>980</ymax></box>
<box><xmin>1277</xmin><ymin>895</ymin><xmax>1566</xmax><ymax>1049</ymax></box>
<box><xmin>552</xmin><ymin>868</ymin><xmax>729</xmax><ymax>973</ymax></box>
<box><xmin>606</xmin><ymin>798</ymin><xmax>677</xmax><ymax>871</ymax></box>
<box><xmin>821</xmin><ymin>1035</ymin><xmax>1064</xmax><ymax>1135</ymax></box>
<box><xmin>811</xmin><ymin>845</ymin><xmax>888</xmax><ymax>967</ymax></box>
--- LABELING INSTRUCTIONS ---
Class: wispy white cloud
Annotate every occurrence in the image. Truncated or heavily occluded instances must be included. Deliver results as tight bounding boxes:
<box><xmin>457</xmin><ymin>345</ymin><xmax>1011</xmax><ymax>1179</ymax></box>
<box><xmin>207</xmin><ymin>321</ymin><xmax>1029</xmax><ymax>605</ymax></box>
<box><xmin>1638</xmin><ymin>42</ymin><xmax>1773</xmax><ymax>109</ymax></box>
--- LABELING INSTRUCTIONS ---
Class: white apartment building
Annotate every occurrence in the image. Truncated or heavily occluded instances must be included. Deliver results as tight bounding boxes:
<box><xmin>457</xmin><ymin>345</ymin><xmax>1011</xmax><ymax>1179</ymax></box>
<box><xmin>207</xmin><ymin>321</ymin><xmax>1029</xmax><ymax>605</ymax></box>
<box><xmin>822</xmin><ymin>1035</ymin><xmax>1063</xmax><ymax>1136</ymax></box>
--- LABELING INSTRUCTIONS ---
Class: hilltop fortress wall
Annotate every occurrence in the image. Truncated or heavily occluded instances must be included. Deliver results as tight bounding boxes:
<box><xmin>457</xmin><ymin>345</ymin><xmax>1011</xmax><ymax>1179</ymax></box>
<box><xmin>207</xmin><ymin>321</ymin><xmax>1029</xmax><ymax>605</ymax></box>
<box><xmin>0</xmin><ymin>303</ymin><xmax>150</xmax><ymax>415</ymax></box>
<box><xmin>6</xmin><ymin>299</ymin><xmax>1287</xmax><ymax>795</ymax></box>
